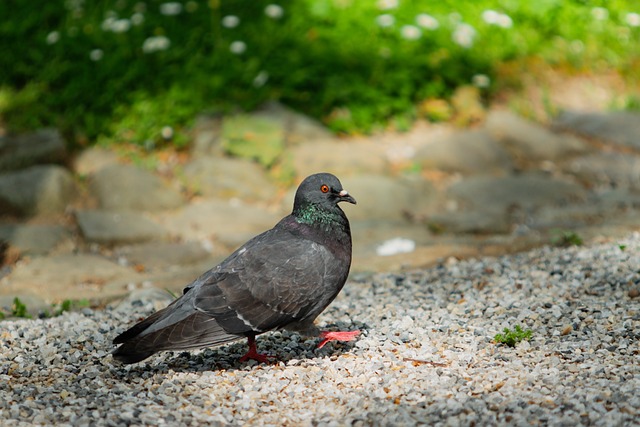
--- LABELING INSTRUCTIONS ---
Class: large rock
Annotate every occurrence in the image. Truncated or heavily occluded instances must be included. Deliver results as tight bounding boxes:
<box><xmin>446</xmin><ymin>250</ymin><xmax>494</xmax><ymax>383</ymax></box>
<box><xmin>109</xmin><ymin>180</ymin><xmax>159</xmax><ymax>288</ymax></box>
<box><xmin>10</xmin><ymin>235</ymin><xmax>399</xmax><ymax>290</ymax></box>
<box><xmin>553</xmin><ymin>111</ymin><xmax>640</xmax><ymax>150</ymax></box>
<box><xmin>182</xmin><ymin>157</ymin><xmax>278</xmax><ymax>201</ymax></box>
<box><xmin>73</xmin><ymin>147</ymin><xmax>121</xmax><ymax>176</ymax></box>
<box><xmin>190</xmin><ymin>114</ymin><xmax>223</xmax><ymax>157</ymax></box>
<box><xmin>335</xmin><ymin>175</ymin><xmax>436</xmax><ymax>221</ymax></box>
<box><xmin>427</xmin><ymin>210</ymin><xmax>512</xmax><ymax>234</ymax></box>
<box><xmin>76</xmin><ymin>210</ymin><xmax>168</xmax><ymax>244</ymax></box>
<box><xmin>290</xmin><ymin>140</ymin><xmax>388</xmax><ymax>178</ymax></box>
<box><xmin>486</xmin><ymin>110</ymin><xmax>589</xmax><ymax>164</ymax></box>
<box><xmin>447</xmin><ymin>173</ymin><xmax>587</xmax><ymax>212</ymax></box>
<box><xmin>116</xmin><ymin>241</ymin><xmax>212</xmax><ymax>271</ymax></box>
<box><xmin>566</xmin><ymin>152</ymin><xmax>640</xmax><ymax>190</ymax></box>
<box><xmin>90</xmin><ymin>164</ymin><xmax>184</xmax><ymax>211</ymax></box>
<box><xmin>159</xmin><ymin>199</ymin><xmax>281</xmax><ymax>249</ymax></box>
<box><xmin>415</xmin><ymin>130</ymin><xmax>512</xmax><ymax>175</ymax></box>
<box><xmin>221</xmin><ymin>114</ymin><xmax>285</xmax><ymax>168</ymax></box>
<box><xmin>0</xmin><ymin>129</ymin><xmax>67</xmax><ymax>172</ymax></box>
<box><xmin>0</xmin><ymin>224</ymin><xmax>69</xmax><ymax>255</ymax></box>
<box><xmin>0</xmin><ymin>254</ymin><xmax>142</xmax><ymax>302</ymax></box>
<box><xmin>253</xmin><ymin>101</ymin><xmax>334</xmax><ymax>145</ymax></box>
<box><xmin>0</xmin><ymin>165</ymin><xmax>77</xmax><ymax>216</ymax></box>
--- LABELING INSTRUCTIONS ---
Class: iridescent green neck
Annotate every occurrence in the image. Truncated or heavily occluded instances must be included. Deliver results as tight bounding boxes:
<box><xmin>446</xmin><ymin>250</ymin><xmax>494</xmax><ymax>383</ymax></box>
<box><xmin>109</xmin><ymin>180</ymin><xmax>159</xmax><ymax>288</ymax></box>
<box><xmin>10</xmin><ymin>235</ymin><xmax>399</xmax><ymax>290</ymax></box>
<box><xmin>294</xmin><ymin>203</ymin><xmax>345</xmax><ymax>228</ymax></box>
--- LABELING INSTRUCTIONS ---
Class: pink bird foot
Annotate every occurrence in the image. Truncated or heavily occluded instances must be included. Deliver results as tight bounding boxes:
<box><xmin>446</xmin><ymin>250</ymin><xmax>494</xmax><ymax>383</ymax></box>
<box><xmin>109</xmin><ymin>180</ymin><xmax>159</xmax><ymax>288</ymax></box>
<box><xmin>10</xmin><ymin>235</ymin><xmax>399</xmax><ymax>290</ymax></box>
<box><xmin>317</xmin><ymin>330</ymin><xmax>361</xmax><ymax>349</ymax></box>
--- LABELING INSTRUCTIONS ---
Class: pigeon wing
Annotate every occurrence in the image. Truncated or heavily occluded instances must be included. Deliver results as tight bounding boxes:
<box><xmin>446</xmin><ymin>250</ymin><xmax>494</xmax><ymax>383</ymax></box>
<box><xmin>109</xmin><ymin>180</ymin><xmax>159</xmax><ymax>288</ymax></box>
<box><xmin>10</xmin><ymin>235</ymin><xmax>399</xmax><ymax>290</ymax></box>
<box><xmin>194</xmin><ymin>227</ymin><xmax>345</xmax><ymax>334</ymax></box>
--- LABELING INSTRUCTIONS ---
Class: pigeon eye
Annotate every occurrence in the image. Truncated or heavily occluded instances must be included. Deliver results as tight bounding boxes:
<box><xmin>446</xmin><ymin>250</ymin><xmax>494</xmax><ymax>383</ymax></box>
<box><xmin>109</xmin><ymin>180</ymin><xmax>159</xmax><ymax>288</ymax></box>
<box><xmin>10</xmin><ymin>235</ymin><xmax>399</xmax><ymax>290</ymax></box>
<box><xmin>320</xmin><ymin>185</ymin><xmax>330</xmax><ymax>193</ymax></box>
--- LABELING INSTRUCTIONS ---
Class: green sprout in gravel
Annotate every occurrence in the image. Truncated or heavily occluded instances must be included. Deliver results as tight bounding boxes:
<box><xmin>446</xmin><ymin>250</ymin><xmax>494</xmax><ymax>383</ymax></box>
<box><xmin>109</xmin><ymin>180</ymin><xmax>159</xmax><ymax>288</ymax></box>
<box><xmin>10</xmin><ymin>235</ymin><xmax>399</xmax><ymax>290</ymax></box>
<box><xmin>494</xmin><ymin>325</ymin><xmax>532</xmax><ymax>347</ymax></box>
<box><xmin>11</xmin><ymin>297</ymin><xmax>32</xmax><ymax>319</ymax></box>
<box><xmin>551</xmin><ymin>229</ymin><xmax>583</xmax><ymax>247</ymax></box>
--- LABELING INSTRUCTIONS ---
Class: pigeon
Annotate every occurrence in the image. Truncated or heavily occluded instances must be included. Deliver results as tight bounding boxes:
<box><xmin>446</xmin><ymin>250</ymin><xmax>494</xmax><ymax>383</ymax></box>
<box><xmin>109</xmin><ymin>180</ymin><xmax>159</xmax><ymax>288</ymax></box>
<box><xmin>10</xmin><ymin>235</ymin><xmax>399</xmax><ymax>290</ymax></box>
<box><xmin>112</xmin><ymin>172</ymin><xmax>359</xmax><ymax>364</ymax></box>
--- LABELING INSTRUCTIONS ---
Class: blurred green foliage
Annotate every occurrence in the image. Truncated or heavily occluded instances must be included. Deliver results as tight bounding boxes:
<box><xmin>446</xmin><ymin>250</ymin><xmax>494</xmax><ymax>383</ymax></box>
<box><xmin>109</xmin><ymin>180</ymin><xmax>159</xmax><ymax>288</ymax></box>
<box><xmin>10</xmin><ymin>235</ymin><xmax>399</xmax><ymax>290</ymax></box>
<box><xmin>0</xmin><ymin>0</ymin><xmax>639</xmax><ymax>147</ymax></box>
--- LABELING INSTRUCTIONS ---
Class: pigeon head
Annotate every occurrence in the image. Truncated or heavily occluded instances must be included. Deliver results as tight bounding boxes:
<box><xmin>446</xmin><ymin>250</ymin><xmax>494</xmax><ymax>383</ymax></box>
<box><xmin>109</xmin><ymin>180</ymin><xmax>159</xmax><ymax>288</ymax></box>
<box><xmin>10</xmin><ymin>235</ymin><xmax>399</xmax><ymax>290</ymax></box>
<box><xmin>292</xmin><ymin>173</ymin><xmax>356</xmax><ymax>223</ymax></box>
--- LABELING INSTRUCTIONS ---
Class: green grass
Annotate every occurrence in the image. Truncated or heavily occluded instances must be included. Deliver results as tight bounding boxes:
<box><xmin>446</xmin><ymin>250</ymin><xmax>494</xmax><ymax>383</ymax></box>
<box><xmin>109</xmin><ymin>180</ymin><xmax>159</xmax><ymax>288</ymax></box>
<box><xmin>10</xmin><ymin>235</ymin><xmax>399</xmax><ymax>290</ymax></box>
<box><xmin>1</xmin><ymin>1</ymin><xmax>639</xmax><ymax>148</ymax></box>
<box><xmin>551</xmin><ymin>229</ymin><xmax>584</xmax><ymax>247</ymax></box>
<box><xmin>11</xmin><ymin>297</ymin><xmax>31</xmax><ymax>319</ymax></box>
<box><xmin>494</xmin><ymin>325</ymin><xmax>533</xmax><ymax>347</ymax></box>
<box><xmin>0</xmin><ymin>297</ymin><xmax>91</xmax><ymax>320</ymax></box>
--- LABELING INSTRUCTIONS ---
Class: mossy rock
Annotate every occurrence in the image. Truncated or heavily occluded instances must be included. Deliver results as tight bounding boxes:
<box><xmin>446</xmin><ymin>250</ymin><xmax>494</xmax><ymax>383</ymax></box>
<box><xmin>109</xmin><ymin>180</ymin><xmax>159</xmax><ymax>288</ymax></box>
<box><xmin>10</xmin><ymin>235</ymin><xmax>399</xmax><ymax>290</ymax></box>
<box><xmin>221</xmin><ymin>114</ymin><xmax>285</xmax><ymax>168</ymax></box>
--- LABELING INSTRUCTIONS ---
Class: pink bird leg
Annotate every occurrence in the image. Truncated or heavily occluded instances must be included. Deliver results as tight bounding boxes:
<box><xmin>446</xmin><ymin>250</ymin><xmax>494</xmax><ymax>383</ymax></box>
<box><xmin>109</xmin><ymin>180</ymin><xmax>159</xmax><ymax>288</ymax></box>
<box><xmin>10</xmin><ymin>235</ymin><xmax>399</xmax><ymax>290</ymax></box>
<box><xmin>317</xmin><ymin>330</ymin><xmax>361</xmax><ymax>349</ymax></box>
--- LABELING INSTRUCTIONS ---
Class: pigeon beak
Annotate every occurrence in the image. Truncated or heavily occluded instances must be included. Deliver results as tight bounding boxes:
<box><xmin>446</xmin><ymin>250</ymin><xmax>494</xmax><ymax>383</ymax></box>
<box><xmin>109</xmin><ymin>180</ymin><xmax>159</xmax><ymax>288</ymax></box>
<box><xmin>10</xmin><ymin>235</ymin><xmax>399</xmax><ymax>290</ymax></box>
<box><xmin>338</xmin><ymin>189</ymin><xmax>357</xmax><ymax>205</ymax></box>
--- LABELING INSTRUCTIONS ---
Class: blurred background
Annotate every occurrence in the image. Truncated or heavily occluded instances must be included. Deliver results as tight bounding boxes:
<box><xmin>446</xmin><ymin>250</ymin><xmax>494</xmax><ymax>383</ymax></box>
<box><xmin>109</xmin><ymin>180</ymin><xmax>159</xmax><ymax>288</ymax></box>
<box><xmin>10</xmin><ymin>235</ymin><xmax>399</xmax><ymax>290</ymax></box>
<box><xmin>1</xmin><ymin>0</ymin><xmax>640</xmax><ymax>314</ymax></box>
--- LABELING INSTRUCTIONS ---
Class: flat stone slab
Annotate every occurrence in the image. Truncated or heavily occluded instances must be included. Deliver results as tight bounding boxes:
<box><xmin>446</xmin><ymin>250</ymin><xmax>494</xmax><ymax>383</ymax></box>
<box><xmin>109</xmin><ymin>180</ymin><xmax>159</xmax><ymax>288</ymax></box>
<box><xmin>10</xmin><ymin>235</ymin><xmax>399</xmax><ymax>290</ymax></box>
<box><xmin>90</xmin><ymin>164</ymin><xmax>184</xmax><ymax>211</ymax></box>
<box><xmin>290</xmin><ymin>140</ymin><xmax>389</xmax><ymax>177</ymax></box>
<box><xmin>415</xmin><ymin>129</ymin><xmax>513</xmax><ymax>175</ymax></box>
<box><xmin>553</xmin><ymin>111</ymin><xmax>640</xmax><ymax>150</ymax></box>
<box><xmin>0</xmin><ymin>224</ymin><xmax>70</xmax><ymax>255</ymax></box>
<box><xmin>566</xmin><ymin>152</ymin><xmax>640</xmax><ymax>190</ymax></box>
<box><xmin>115</xmin><ymin>241</ymin><xmax>212</xmax><ymax>271</ymax></box>
<box><xmin>73</xmin><ymin>147</ymin><xmax>121</xmax><ymax>176</ymax></box>
<box><xmin>338</xmin><ymin>174</ymin><xmax>436</xmax><ymax>221</ymax></box>
<box><xmin>427</xmin><ymin>210</ymin><xmax>512</xmax><ymax>234</ymax></box>
<box><xmin>182</xmin><ymin>157</ymin><xmax>278</xmax><ymax>201</ymax></box>
<box><xmin>447</xmin><ymin>173</ymin><xmax>587</xmax><ymax>211</ymax></box>
<box><xmin>0</xmin><ymin>129</ymin><xmax>67</xmax><ymax>173</ymax></box>
<box><xmin>485</xmin><ymin>110</ymin><xmax>589</xmax><ymax>163</ymax></box>
<box><xmin>76</xmin><ymin>210</ymin><xmax>168</xmax><ymax>244</ymax></box>
<box><xmin>0</xmin><ymin>254</ymin><xmax>142</xmax><ymax>302</ymax></box>
<box><xmin>159</xmin><ymin>199</ymin><xmax>282</xmax><ymax>249</ymax></box>
<box><xmin>0</xmin><ymin>165</ymin><xmax>77</xmax><ymax>216</ymax></box>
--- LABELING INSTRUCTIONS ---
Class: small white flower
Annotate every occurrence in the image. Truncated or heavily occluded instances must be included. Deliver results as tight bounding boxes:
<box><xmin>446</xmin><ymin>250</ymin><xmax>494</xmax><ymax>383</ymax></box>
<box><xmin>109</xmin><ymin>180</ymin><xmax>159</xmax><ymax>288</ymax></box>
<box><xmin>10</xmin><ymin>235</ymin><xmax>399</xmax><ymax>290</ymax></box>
<box><xmin>265</xmin><ymin>4</ymin><xmax>284</xmax><ymax>19</ymax></box>
<box><xmin>591</xmin><ymin>7</ymin><xmax>608</xmax><ymax>21</ymax></box>
<box><xmin>376</xmin><ymin>238</ymin><xmax>415</xmax><ymax>256</ymax></box>
<box><xmin>452</xmin><ymin>23</ymin><xmax>476</xmax><ymax>48</ymax></box>
<box><xmin>416</xmin><ymin>13</ymin><xmax>439</xmax><ymax>30</ymax></box>
<box><xmin>253</xmin><ymin>71</ymin><xmax>269</xmax><ymax>88</ymax></box>
<box><xmin>376</xmin><ymin>14</ymin><xmax>395</xmax><ymax>28</ymax></box>
<box><xmin>400</xmin><ymin>25</ymin><xmax>421</xmax><ymax>40</ymax></box>
<box><xmin>110</xmin><ymin>19</ymin><xmax>131</xmax><ymax>33</ymax></box>
<box><xmin>89</xmin><ymin>49</ymin><xmax>103</xmax><ymax>61</ymax></box>
<box><xmin>222</xmin><ymin>15</ymin><xmax>240</xmax><ymax>28</ymax></box>
<box><xmin>472</xmin><ymin>74</ymin><xmax>490</xmax><ymax>88</ymax></box>
<box><xmin>101</xmin><ymin>17</ymin><xmax>116</xmax><ymax>31</ymax></box>
<box><xmin>46</xmin><ymin>31</ymin><xmax>60</xmax><ymax>45</ymax></box>
<box><xmin>161</xmin><ymin>126</ymin><xmax>174</xmax><ymax>140</ymax></box>
<box><xmin>131</xmin><ymin>13</ymin><xmax>144</xmax><ymax>25</ymax></box>
<box><xmin>230</xmin><ymin>40</ymin><xmax>246</xmax><ymax>54</ymax></box>
<box><xmin>160</xmin><ymin>2</ymin><xmax>182</xmax><ymax>16</ymax></box>
<box><xmin>626</xmin><ymin>12</ymin><xmax>640</xmax><ymax>27</ymax></box>
<box><xmin>377</xmin><ymin>0</ymin><xmax>398</xmax><ymax>10</ymax></box>
<box><xmin>496</xmin><ymin>13</ymin><xmax>513</xmax><ymax>28</ymax></box>
<box><xmin>482</xmin><ymin>10</ymin><xmax>512</xmax><ymax>28</ymax></box>
<box><xmin>142</xmin><ymin>35</ymin><xmax>170</xmax><ymax>53</ymax></box>
<box><xmin>482</xmin><ymin>9</ymin><xmax>500</xmax><ymax>25</ymax></box>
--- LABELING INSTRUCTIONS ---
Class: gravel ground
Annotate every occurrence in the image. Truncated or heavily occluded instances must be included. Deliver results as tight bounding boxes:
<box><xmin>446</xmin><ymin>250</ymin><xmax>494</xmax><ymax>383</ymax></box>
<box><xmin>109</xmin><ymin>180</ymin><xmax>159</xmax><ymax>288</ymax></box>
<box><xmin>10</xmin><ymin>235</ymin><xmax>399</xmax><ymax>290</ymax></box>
<box><xmin>2</xmin><ymin>234</ymin><xmax>640</xmax><ymax>426</ymax></box>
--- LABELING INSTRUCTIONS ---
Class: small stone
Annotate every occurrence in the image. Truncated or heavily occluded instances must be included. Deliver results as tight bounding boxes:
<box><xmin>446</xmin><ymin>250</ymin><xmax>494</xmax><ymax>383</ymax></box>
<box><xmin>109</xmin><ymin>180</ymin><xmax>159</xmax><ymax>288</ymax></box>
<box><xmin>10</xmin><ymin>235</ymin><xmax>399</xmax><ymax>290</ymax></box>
<box><xmin>628</xmin><ymin>288</ymin><xmax>639</xmax><ymax>298</ymax></box>
<box><xmin>561</xmin><ymin>325</ymin><xmax>573</xmax><ymax>336</ymax></box>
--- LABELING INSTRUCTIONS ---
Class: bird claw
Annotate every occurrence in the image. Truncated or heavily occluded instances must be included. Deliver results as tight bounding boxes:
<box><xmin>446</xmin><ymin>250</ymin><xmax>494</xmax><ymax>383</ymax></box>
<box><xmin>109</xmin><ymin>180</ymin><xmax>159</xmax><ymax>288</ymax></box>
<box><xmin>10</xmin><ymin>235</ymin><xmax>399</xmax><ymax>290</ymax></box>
<box><xmin>239</xmin><ymin>351</ymin><xmax>274</xmax><ymax>364</ymax></box>
<box><xmin>239</xmin><ymin>335</ymin><xmax>275</xmax><ymax>363</ymax></box>
<box><xmin>317</xmin><ymin>330</ymin><xmax>361</xmax><ymax>349</ymax></box>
